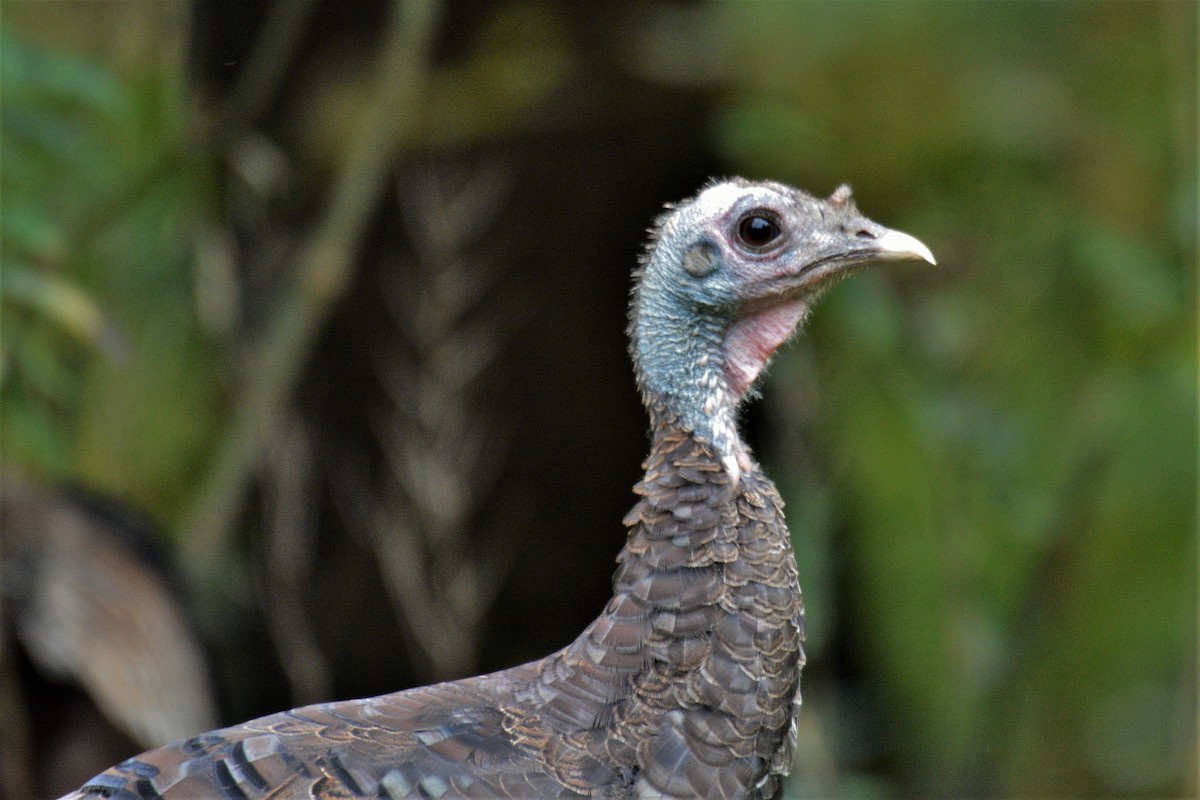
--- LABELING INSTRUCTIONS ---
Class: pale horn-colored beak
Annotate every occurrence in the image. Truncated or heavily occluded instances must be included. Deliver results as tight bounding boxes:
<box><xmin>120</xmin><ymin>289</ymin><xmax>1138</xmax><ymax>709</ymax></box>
<box><xmin>875</xmin><ymin>228</ymin><xmax>937</xmax><ymax>265</ymax></box>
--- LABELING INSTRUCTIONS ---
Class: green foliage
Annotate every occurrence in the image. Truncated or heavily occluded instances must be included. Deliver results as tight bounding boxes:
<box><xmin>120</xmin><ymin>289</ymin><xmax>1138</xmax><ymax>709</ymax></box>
<box><xmin>1</xmin><ymin>27</ymin><xmax>126</xmax><ymax>470</ymax></box>
<box><xmin>1</xmin><ymin>24</ymin><xmax>221</xmax><ymax>521</ymax></box>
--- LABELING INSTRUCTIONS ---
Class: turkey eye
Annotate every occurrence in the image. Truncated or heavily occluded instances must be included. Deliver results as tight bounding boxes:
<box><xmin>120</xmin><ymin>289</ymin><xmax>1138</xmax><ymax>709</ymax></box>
<box><xmin>737</xmin><ymin>214</ymin><xmax>781</xmax><ymax>249</ymax></box>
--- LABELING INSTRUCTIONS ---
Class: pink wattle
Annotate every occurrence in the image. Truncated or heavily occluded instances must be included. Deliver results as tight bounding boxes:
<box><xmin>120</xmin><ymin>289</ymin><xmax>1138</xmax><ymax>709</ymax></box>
<box><xmin>723</xmin><ymin>299</ymin><xmax>808</xmax><ymax>398</ymax></box>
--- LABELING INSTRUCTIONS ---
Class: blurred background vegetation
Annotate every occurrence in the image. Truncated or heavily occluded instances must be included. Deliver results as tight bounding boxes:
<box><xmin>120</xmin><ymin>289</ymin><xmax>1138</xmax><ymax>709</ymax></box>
<box><xmin>0</xmin><ymin>1</ymin><xmax>1195</xmax><ymax>798</ymax></box>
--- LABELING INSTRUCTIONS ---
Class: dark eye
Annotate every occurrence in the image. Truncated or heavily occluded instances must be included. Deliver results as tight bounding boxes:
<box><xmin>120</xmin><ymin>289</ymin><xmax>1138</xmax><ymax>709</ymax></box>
<box><xmin>737</xmin><ymin>213</ymin><xmax>782</xmax><ymax>249</ymax></box>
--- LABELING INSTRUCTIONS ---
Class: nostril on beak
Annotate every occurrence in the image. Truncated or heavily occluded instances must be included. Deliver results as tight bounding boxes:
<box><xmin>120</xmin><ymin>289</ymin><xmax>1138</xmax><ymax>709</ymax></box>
<box><xmin>855</xmin><ymin>229</ymin><xmax>875</xmax><ymax>239</ymax></box>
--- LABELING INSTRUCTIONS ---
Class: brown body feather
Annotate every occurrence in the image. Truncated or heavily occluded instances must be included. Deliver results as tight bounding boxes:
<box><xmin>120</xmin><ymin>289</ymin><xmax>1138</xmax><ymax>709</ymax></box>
<box><xmin>68</xmin><ymin>410</ymin><xmax>803</xmax><ymax>800</ymax></box>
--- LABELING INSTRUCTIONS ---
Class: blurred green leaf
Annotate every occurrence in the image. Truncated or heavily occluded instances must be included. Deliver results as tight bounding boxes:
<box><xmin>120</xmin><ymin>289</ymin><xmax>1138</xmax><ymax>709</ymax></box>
<box><xmin>0</xmin><ymin>26</ymin><xmax>127</xmax><ymax>112</ymax></box>
<box><xmin>1</xmin><ymin>263</ymin><xmax>122</xmax><ymax>352</ymax></box>
<box><xmin>0</xmin><ymin>382</ymin><xmax>70</xmax><ymax>470</ymax></box>
<box><xmin>1</xmin><ymin>201</ymin><xmax>65</xmax><ymax>262</ymax></box>
<box><xmin>1069</xmin><ymin>223</ymin><xmax>1183</xmax><ymax>334</ymax></box>
<box><xmin>6</xmin><ymin>325</ymin><xmax>75</xmax><ymax>402</ymax></box>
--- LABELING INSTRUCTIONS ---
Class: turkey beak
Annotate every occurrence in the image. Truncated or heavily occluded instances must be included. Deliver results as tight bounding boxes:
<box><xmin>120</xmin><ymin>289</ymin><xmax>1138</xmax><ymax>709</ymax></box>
<box><xmin>870</xmin><ymin>228</ymin><xmax>937</xmax><ymax>265</ymax></box>
<box><xmin>788</xmin><ymin>224</ymin><xmax>936</xmax><ymax>295</ymax></box>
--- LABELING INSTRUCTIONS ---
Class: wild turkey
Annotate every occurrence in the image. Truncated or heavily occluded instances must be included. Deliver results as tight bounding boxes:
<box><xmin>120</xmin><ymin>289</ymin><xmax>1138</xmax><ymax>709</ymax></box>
<box><xmin>63</xmin><ymin>178</ymin><xmax>934</xmax><ymax>800</ymax></box>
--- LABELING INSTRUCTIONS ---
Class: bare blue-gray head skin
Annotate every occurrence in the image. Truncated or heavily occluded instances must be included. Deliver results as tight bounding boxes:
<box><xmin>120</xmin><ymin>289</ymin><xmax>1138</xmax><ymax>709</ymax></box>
<box><xmin>629</xmin><ymin>178</ymin><xmax>935</xmax><ymax>479</ymax></box>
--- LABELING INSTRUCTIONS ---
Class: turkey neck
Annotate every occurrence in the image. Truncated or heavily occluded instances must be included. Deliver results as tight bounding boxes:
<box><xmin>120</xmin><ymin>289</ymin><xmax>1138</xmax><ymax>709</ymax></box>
<box><xmin>629</xmin><ymin>241</ymin><xmax>751</xmax><ymax>481</ymax></box>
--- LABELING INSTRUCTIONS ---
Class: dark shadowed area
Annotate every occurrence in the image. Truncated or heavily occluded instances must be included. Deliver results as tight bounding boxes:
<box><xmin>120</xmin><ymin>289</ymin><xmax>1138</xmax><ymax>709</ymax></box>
<box><xmin>1</xmin><ymin>1</ymin><xmax>1195</xmax><ymax>798</ymax></box>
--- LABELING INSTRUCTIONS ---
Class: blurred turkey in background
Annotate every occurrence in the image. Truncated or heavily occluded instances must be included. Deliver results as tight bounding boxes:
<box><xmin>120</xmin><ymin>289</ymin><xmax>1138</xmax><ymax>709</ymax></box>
<box><xmin>0</xmin><ymin>478</ymin><xmax>217</xmax><ymax>798</ymax></box>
